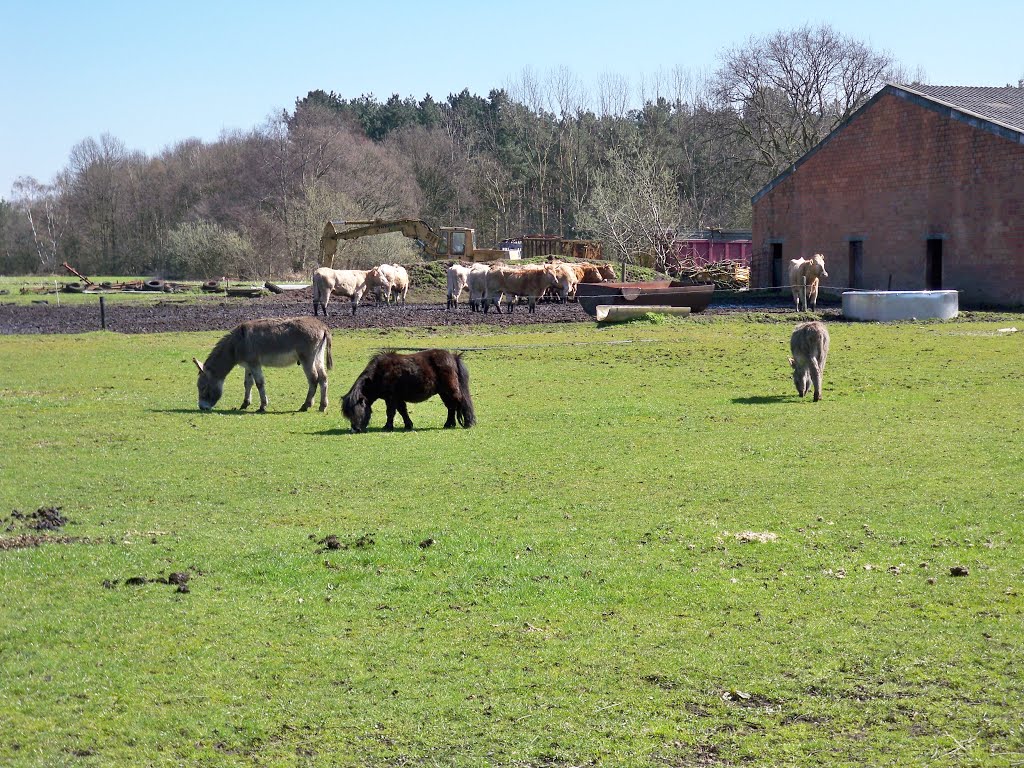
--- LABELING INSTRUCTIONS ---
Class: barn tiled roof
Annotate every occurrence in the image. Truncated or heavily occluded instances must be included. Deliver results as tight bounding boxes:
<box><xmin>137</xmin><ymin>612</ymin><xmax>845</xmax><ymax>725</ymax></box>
<box><xmin>752</xmin><ymin>83</ymin><xmax>1024</xmax><ymax>204</ymax></box>
<box><xmin>898</xmin><ymin>84</ymin><xmax>1024</xmax><ymax>133</ymax></box>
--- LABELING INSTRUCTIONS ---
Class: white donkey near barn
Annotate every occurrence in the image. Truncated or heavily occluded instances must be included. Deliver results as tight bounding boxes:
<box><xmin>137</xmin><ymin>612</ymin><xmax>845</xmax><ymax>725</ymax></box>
<box><xmin>193</xmin><ymin>317</ymin><xmax>333</xmax><ymax>413</ymax></box>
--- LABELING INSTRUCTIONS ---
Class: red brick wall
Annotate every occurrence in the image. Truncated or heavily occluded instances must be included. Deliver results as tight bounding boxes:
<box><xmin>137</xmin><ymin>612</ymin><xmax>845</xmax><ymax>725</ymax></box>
<box><xmin>752</xmin><ymin>91</ymin><xmax>1024</xmax><ymax>307</ymax></box>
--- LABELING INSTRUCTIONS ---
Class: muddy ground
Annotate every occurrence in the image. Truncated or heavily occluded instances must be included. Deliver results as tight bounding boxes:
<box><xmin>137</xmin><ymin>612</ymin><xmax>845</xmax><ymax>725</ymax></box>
<box><xmin>0</xmin><ymin>288</ymin><xmax>816</xmax><ymax>336</ymax></box>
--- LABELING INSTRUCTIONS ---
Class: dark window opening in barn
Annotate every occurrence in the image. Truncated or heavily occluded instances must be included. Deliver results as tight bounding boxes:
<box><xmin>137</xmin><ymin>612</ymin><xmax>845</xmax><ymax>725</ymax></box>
<box><xmin>771</xmin><ymin>243</ymin><xmax>783</xmax><ymax>287</ymax></box>
<box><xmin>926</xmin><ymin>239</ymin><xmax>943</xmax><ymax>290</ymax></box>
<box><xmin>848</xmin><ymin>240</ymin><xmax>864</xmax><ymax>288</ymax></box>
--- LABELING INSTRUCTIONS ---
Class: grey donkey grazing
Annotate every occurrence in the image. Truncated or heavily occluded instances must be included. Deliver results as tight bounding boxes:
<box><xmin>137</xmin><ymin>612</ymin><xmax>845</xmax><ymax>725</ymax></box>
<box><xmin>193</xmin><ymin>317</ymin><xmax>333</xmax><ymax>412</ymax></box>
<box><xmin>789</xmin><ymin>321</ymin><xmax>830</xmax><ymax>401</ymax></box>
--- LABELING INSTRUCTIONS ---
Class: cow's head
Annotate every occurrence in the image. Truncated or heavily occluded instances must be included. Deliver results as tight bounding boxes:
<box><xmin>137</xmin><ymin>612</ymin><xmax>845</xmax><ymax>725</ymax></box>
<box><xmin>812</xmin><ymin>253</ymin><xmax>828</xmax><ymax>279</ymax></box>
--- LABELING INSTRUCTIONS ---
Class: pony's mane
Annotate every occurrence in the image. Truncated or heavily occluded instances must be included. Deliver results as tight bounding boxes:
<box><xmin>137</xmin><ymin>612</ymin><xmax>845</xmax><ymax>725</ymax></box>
<box><xmin>368</xmin><ymin>348</ymin><xmax>400</xmax><ymax>365</ymax></box>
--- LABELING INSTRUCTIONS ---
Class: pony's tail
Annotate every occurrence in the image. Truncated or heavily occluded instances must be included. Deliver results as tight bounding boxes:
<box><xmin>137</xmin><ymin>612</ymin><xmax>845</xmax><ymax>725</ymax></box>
<box><xmin>324</xmin><ymin>330</ymin><xmax>333</xmax><ymax>370</ymax></box>
<box><xmin>455</xmin><ymin>352</ymin><xmax>476</xmax><ymax>428</ymax></box>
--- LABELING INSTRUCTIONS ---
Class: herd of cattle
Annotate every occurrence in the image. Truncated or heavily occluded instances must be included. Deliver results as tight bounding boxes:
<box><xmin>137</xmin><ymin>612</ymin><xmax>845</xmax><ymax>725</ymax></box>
<box><xmin>311</xmin><ymin>260</ymin><xmax>618</xmax><ymax>317</ymax></box>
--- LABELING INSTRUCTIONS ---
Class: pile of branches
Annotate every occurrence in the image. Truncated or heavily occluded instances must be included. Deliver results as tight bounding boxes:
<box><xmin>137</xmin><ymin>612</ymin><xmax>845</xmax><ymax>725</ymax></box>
<box><xmin>669</xmin><ymin>259</ymin><xmax>750</xmax><ymax>290</ymax></box>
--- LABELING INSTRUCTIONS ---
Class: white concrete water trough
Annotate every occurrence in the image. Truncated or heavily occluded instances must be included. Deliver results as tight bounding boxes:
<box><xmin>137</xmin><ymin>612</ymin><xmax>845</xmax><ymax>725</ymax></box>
<box><xmin>594</xmin><ymin>304</ymin><xmax>691</xmax><ymax>323</ymax></box>
<box><xmin>842</xmin><ymin>290</ymin><xmax>959</xmax><ymax>321</ymax></box>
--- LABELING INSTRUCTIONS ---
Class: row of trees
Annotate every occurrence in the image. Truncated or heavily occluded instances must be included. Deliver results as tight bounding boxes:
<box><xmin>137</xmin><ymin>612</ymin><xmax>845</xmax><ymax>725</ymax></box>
<box><xmin>1</xmin><ymin>25</ymin><xmax>905</xmax><ymax>278</ymax></box>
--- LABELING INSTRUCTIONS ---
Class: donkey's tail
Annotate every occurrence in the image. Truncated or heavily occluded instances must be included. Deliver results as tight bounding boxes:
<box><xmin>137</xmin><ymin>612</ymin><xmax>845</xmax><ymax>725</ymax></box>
<box><xmin>323</xmin><ymin>330</ymin><xmax>333</xmax><ymax>370</ymax></box>
<box><xmin>455</xmin><ymin>352</ymin><xmax>475</xmax><ymax>428</ymax></box>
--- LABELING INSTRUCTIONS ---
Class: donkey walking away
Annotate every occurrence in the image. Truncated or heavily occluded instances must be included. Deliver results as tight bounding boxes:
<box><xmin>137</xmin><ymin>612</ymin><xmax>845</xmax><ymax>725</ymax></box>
<box><xmin>789</xmin><ymin>321</ymin><xmax>830</xmax><ymax>402</ymax></box>
<box><xmin>193</xmin><ymin>317</ymin><xmax>333</xmax><ymax>412</ymax></box>
<box><xmin>342</xmin><ymin>349</ymin><xmax>475</xmax><ymax>433</ymax></box>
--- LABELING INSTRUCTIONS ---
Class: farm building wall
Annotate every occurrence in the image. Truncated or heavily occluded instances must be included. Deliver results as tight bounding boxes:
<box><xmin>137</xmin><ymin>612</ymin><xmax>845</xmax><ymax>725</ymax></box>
<box><xmin>751</xmin><ymin>90</ymin><xmax>1024</xmax><ymax>307</ymax></box>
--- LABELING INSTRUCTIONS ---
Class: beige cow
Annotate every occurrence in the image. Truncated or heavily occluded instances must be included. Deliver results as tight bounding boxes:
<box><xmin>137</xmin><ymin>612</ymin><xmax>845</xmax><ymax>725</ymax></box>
<box><xmin>311</xmin><ymin>268</ymin><xmax>370</xmax><ymax>316</ymax></box>
<box><xmin>789</xmin><ymin>254</ymin><xmax>828</xmax><ymax>311</ymax></box>
<box><xmin>485</xmin><ymin>265</ymin><xmax>558</xmax><ymax>313</ymax></box>
<box><xmin>446</xmin><ymin>263</ymin><xmax>472</xmax><ymax>309</ymax></box>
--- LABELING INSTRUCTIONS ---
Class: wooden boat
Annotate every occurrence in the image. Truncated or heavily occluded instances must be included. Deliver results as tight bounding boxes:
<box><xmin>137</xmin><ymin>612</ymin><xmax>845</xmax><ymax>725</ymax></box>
<box><xmin>575</xmin><ymin>280</ymin><xmax>714</xmax><ymax>318</ymax></box>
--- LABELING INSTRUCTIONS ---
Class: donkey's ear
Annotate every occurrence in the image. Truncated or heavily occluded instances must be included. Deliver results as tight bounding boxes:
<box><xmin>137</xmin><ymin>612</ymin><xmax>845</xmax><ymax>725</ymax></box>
<box><xmin>192</xmin><ymin>357</ymin><xmax>205</xmax><ymax>373</ymax></box>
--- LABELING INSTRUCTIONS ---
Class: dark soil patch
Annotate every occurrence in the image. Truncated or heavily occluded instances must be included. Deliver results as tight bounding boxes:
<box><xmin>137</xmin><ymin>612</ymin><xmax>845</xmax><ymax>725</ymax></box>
<box><xmin>314</xmin><ymin>533</ymin><xmax>375</xmax><ymax>552</ymax></box>
<box><xmin>0</xmin><ymin>292</ymin><xmax>811</xmax><ymax>335</ymax></box>
<box><xmin>104</xmin><ymin>569</ymin><xmax>196</xmax><ymax>592</ymax></box>
<box><xmin>0</xmin><ymin>506</ymin><xmax>82</xmax><ymax>548</ymax></box>
<box><xmin>0</xmin><ymin>533</ymin><xmax>86</xmax><ymax>550</ymax></box>
<box><xmin>4</xmin><ymin>506</ymin><xmax>67</xmax><ymax>531</ymax></box>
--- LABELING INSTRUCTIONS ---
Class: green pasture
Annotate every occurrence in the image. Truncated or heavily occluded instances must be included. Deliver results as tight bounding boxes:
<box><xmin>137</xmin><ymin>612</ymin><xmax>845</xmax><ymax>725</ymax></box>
<box><xmin>1</xmin><ymin>316</ymin><xmax>1022</xmax><ymax>767</ymax></box>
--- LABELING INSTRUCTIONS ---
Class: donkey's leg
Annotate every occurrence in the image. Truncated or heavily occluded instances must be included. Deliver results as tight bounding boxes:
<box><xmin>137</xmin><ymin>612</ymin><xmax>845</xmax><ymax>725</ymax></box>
<box><xmin>810</xmin><ymin>358</ymin><xmax>823</xmax><ymax>402</ymax></box>
<box><xmin>240</xmin><ymin>368</ymin><xmax>254</xmax><ymax>410</ymax></box>
<box><xmin>252</xmin><ymin>366</ymin><xmax>269</xmax><ymax>412</ymax></box>
<box><xmin>396</xmin><ymin>401</ymin><xmax>414</xmax><ymax>431</ymax></box>
<box><xmin>317</xmin><ymin>367</ymin><xmax>329</xmax><ymax>412</ymax></box>
<box><xmin>299</xmin><ymin>360</ymin><xmax>316</xmax><ymax>412</ymax></box>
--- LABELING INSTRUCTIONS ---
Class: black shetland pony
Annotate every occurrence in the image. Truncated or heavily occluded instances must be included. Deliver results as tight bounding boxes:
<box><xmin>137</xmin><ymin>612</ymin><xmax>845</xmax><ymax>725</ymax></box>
<box><xmin>342</xmin><ymin>349</ymin><xmax>476</xmax><ymax>433</ymax></box>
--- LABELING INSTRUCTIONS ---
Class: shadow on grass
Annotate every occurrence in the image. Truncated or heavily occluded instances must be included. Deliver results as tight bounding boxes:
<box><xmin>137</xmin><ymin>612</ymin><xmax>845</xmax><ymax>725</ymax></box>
<box><xmin>153</xmin><ymin>408</ymin><xmax>323</xmax><ymax>416</ymax></box>
<box><xmin>731</xmin><ymin>394</ymin><xmax>798</xmax><ymax>405</ymax></box>
<box><xmin>313</xmin><ymin>426</ymin><xmax>454</xmax><ymax>436</ymax></box>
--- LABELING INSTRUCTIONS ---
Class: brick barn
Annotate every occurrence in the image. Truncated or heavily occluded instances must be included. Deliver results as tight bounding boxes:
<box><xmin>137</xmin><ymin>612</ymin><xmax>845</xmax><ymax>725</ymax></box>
<box><xmin>750</xmin><ymin>84</ymin><xmax>1024</xmax><ymax>307</ymax></box>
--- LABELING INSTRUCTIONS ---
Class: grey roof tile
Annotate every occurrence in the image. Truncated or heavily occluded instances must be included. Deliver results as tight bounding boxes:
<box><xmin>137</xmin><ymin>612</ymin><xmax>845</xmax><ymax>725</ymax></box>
<box><xmin>898</xmin><ymin>84</ymin><xmax>1024</xmax><ymax>132</ymax></box>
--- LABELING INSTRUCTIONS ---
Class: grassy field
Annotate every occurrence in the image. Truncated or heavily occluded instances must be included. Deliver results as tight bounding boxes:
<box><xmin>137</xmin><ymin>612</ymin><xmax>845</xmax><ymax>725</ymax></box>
<box><xmin>1</xmin><ymin>315</ymin><xmax>1022</xmax><ymax>767</ymax></box>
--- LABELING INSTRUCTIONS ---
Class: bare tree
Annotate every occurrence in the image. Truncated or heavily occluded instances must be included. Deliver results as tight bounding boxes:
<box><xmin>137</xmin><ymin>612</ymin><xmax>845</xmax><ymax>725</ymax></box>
<box><xmin>505</xmin><ymin>68</ymin><xmax>559</xmax><ymax>233</ymax></box>
<box><xmin>713</xmin><ymin>24</ymin><xmax>898</xmax><ymax>175</ymax></box>
<box><xmin>12</xmin><ymin>176</ymin><xmax>66</xmax><ymax>271</ymax></box>
<box><xmin>579</xmin><ymin>134</ymin><xmax>680</xmax><ymax>271</ymax></box>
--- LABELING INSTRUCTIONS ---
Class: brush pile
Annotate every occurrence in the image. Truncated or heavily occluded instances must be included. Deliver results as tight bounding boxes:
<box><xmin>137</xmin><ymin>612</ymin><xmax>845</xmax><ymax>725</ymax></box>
<box><xmin>669</xmin><ymin>259</ymin><xmax>750</xmax><ymax>290</ymax></box>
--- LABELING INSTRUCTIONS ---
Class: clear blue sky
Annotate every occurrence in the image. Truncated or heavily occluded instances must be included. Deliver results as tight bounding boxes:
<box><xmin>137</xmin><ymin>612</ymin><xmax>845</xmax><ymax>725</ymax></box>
<box><xmin>2</xmin><ymin>0</ymin><xmax>1022</xmax><ymax>198</ymax></box>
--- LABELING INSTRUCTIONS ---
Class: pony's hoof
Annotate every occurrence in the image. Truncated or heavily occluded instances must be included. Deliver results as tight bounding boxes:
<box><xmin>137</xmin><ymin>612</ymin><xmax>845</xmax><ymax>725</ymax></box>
<box><xmin>319</xmin><ymin>405</ymin><xmax>327</xmax><ymax>412</ymax></box>
<box><xmin>256</xmin><ymin>407</ymin><xmax>267</xmax><ymax>414</ymax></box>
<box><xmin>299</xmin><ymin>403</ymin><xmax>311</xmax><ymax>412</ymax></box>
<box><xmin>382</xmin><ymin>424</ymin><xmax>394</xmax><ymax>432</ymax></box>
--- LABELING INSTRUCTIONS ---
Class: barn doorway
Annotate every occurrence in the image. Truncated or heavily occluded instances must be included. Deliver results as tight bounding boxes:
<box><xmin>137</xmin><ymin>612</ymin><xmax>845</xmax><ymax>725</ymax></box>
<box><xmin>926</xmin><ymin>238</ymin><xmax>943</xmax><ymax>290</ymax></box>
<box><xmin>770</xmin><ymin>243</ymin><xmax>783</xmax><ymax>288</ymax></box>
<box><xmin>848</xmin><ymin>240</ymin><xmax>863</xmax><ymax>288</ymax></box>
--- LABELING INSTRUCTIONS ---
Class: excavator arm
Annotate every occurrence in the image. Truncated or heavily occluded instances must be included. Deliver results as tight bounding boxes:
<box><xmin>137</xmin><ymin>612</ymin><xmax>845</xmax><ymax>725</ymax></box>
<box><xmin>319</xmin><ymin>219</ymin><xmax>446</xmax><ymax>266</ymax></box>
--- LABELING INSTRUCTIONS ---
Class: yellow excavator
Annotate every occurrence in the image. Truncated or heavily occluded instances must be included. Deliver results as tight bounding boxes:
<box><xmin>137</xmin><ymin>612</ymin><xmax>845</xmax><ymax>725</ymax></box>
<box><xmin>319</xmin><ymin>219</ymin><xmax>508</xmax><ymax>267</ymax></box>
